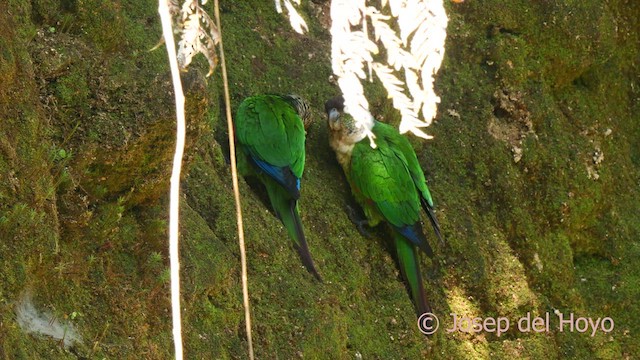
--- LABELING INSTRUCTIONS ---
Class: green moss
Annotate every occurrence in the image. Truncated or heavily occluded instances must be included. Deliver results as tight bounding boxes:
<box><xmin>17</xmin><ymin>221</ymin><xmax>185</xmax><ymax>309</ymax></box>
<box><xmin>55</xmin><ymin>71</ymin><xmax>89</xmax><ymax>109</ymax></box>
<box><xmin>1</xmin><ymin>0</ymin><xmax>639</xmax><ymax>358</ymax></box>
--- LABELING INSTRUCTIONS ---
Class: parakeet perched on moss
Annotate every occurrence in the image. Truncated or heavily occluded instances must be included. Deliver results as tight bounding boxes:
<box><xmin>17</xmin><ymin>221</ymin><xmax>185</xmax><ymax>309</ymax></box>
<box><xmin>325</xmin><ymin>95</ymin><xmax>442</xmax><ymax>316</ymax></box>
<box><xmin>235</xmin><ymin>94</ymin><xmax>321</xmax><ymax>280</ymax></box>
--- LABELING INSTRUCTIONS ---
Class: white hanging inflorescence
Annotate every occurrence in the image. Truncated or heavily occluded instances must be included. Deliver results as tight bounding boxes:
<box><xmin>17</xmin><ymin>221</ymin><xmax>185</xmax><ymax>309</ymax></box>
<box><xmin>330</xmin><ymin>0</ymin><xmax>378</xmax><ymax>147</ymax></box>
<box><xmin>168</xmin><ymin>0</ymin><xmax>220</xmax><ymax>76</ymax></box>
<box><xmin>275</xmin><ymin>0</ymin><xmax>309</xmax><ymax>34</ymax></box>
<box><xmin>277</xmin><ymin>0</ymin><xmax>448</xmax><ymax>143</ymax></box>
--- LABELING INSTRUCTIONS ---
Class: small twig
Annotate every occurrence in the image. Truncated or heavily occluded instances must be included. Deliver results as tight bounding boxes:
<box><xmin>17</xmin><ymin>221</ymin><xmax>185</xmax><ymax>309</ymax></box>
<box><xmin>213</xmin><ymin>0</ymin><xmax>255</xmax><ymax>358</ymax></box>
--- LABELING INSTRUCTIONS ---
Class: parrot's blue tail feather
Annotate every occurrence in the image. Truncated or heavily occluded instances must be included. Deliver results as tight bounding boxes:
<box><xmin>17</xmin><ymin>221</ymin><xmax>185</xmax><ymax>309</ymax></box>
<box><xmin>394</xmin><ymin>223</ymin><xmax>434</xmax><ymax>258</ymax></box>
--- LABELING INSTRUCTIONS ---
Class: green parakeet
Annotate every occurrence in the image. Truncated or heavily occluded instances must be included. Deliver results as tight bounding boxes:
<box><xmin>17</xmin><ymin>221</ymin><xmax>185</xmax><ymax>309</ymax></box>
<box><xmin>325</xmin><ymin>95</ymin><xmax>442</xmax><ymax>316</ymax></box>
<box><xmin>235</xmin><ymin>94</ymin><xmax>321</xmax><ymax>281</ymax></box>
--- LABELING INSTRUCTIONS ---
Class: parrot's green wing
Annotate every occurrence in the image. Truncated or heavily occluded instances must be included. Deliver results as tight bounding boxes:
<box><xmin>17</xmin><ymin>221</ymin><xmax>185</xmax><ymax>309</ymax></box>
<box><xmin>351</xmin><ymin>135</ymin><xmax>420</xmax><ymax>226</ymax></box>
<box><xmin>236</xmin><ymin>95</ymin><xmax>306</xmax><ymax>197</ymax></box>
<box><xmin>375</xmin><ymin>122</ymin><xmax>443</xmax><ymax>244</ymax></box>
<box><xmin>350</xmin><ymin>123</ymin><xmax>433</xmax><ymax>256</ymax></box>
<box><xmin>375</xmin><ymin>123</ymin><xmax>433</xmax><ymax>205</ymax></box>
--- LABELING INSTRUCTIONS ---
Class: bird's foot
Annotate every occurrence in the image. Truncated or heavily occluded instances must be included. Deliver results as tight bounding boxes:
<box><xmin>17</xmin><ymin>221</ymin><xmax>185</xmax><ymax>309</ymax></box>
<box><xmin>346</xmin><ymin>205</ymin><xmax>372</xmax><ymax>239</ymax></box>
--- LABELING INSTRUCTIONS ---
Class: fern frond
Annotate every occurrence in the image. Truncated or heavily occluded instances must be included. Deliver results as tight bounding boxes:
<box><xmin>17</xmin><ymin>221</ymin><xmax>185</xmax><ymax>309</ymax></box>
<box><xmin>373</xmin><ymin>63</ymin><xmax>433</xmax><ymax>138</ymax></box>
<box><xmin>368</xmin><ymin>7</ymin><xmax>415</xmax><ymax>71</ymax></box>
<box><xmin>282</xmin><ymin>0</ymin><xmax>449</xmax><ymax>141</ymax></box>
<box><xmin>329</xmin><ymin>0</ymin><xmax>378</xmax><ymax>147</ymax></box>
<box><xmin>376</xmin><ymin>0</ymin><xmax>448</xmax><ymax>136</ymax></box>
<box><xmin>275</xmin><ymin>0</ymin><xmax>309</xmax><ymax>34</ymax></box>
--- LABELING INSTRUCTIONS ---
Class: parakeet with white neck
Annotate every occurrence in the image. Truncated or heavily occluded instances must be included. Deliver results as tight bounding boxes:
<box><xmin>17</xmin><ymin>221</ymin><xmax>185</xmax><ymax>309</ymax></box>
<box><xmin>325</xmin><ymin>95</ymin><xmax>442</xmax><ymax>316</ymax></box>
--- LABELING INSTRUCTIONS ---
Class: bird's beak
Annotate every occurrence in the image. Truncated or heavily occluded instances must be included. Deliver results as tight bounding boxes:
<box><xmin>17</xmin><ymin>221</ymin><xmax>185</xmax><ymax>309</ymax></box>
<box><xmin>327</xmin><ymin>108</ymin><xmax>340</xmax><ymax>129</ymax></box>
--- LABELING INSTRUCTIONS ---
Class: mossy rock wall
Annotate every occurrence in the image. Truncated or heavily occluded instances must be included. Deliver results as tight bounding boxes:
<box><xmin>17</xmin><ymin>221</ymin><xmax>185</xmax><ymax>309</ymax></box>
<box><xmin>1</xmin><ymin>0</ymin><xmax>638</xmax><ymax>359</ymax></box>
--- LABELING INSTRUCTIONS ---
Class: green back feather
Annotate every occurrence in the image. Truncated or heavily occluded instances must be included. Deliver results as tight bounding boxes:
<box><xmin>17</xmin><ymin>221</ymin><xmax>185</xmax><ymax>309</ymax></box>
<box><xmin>236</xmin><ymin>95</ymin><xmax>306</xmax><ymax>178</ymax></box>
<box><xmin>372</xmin><ymin>121</ymin><xmax>434</xmax><ymax>207</ymax></box>
<box><xmin>349</xmin><ymin>121</ymin><xmax>423</xmax><ymax>228</ymax></box>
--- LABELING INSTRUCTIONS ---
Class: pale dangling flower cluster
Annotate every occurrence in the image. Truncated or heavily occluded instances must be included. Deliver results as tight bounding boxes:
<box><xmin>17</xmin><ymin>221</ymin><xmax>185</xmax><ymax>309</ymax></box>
<box><xmin>277</xmin><ymin>0</ymin><xmax>448</xmax><ymax>144</ymax></box>
<box><xmin>330</xmin><ymin>0</ymin><xmax>378</xmax><ymax>147</ymax></box>
<box><xmin>275</xmin><ymin>0</ymin><xmax>309</xmax><ymax>34</ymax></box>
<box><xmin>168</xmin><ymin>0</ymin><xmax>220</xmax><ymax>76</ymax></box>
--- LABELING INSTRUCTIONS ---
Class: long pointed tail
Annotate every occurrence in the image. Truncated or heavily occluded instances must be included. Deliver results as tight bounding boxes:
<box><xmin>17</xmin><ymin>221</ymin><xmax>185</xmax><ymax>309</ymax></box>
<box><xmin>285</xmin><ymin>200</ymin><xmax>322</xmax><ymax>281</ymax></box>
<box><xmin>266</xmin><ymin>181</ymin><xmax>322</xmax><ymax>281</ymax></box>
<box><xmin>394</xmin><ymin>231</ymin><xmax>430</xmax><ymax>317</ymax></box>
